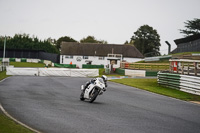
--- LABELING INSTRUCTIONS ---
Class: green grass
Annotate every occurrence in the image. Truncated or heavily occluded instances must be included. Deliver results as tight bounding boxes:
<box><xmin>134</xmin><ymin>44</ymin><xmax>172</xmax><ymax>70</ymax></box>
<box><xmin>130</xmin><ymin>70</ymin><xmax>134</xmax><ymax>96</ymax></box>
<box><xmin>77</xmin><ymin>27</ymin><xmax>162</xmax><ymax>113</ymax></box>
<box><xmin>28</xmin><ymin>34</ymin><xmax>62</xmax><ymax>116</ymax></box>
<box><xmin>10</xmin><ymin>62</ymin><xmax>45</xmax><ymax>67</ymax></box>
<box><xmin>98</xmin><ymin>68</ymin><xmax>125</xmax><ymax>77</ymax></box>
<box><xmin>111</xmin><ymin>78</ymin><xmax>200</xmax><ymax>101</ymax></box>
<box><xmin>171</xmin><ymin>52</ymin><xmax>200</xmax><ymax>55</ymax></box>
<box><xmin>0</xmin><ymin>71</ymin><xmax>10</xmax><ymax>81</ymax></box>
<box><xmin>0</xmin><ymin>112</ymin><xmax>34</xmax><ymax>133</ymax></box>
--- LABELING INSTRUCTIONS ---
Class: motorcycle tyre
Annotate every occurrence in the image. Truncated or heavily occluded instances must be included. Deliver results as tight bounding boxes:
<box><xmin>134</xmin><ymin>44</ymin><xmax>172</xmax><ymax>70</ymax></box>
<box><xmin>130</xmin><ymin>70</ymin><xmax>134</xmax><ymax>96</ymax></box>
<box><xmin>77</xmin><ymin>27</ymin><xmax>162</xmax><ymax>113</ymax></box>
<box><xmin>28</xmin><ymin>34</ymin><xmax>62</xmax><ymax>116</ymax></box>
<box><xmin>80</xmin><ymin>91</ymin><xmax>85</xmax><ymax>101</ymax></box>
<box><xmin>89</xmin><ymin>88</ymin><xmax>99</xmax><ymax>103</ymax></box>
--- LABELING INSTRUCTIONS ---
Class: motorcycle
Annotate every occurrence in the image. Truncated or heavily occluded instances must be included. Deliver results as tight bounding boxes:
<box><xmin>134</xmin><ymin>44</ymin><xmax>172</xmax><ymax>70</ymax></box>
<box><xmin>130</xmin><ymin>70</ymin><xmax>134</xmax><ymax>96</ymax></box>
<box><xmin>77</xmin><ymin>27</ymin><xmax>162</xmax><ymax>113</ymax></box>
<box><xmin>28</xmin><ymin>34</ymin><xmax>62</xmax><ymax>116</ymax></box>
<box><xmin>80</xmin><ymin>78</ymin><xmax>106</xmax><ymax>103</ymax></box>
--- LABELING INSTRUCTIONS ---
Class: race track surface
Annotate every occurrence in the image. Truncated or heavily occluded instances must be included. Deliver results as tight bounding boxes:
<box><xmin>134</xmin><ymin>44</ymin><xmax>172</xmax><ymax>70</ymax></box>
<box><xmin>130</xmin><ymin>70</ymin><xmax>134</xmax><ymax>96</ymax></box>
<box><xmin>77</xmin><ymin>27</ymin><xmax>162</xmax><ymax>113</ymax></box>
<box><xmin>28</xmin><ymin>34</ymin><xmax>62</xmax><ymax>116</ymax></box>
<box><xmin>0</xmin><ymin>76</ymin><xmax>200</xmax><ymax>133</ymax></box>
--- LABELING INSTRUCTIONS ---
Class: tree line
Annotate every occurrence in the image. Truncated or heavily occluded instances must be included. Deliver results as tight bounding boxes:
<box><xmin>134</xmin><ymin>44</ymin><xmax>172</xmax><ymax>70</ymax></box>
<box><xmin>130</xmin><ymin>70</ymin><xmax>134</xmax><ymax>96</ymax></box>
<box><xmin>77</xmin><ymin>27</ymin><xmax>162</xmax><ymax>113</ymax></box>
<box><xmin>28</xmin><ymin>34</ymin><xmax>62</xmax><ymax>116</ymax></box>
<box><xmin>0</xmin><ymin>18</ymin><xmax>199</xmax><ymax>56</ymax></box>
<box><xmin>0</xmin><ymin>34</ymin><xmax>59</xmax><ymax>54</ymax></box>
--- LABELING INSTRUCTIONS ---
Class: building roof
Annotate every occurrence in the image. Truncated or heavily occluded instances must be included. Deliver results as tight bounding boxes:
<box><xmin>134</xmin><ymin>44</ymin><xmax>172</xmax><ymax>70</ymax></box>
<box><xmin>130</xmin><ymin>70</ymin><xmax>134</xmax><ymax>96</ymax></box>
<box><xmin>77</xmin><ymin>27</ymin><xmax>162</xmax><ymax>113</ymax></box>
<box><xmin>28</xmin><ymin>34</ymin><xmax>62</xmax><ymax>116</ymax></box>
<box><xmin>61</xmin><ymin>42</ymin><xmax>144</xmax><ymax>58</ymax></box>
<box><xmin>174</xmin><ymin>34</ymin><xmax>200</xmax><ymax>45</ymax></box>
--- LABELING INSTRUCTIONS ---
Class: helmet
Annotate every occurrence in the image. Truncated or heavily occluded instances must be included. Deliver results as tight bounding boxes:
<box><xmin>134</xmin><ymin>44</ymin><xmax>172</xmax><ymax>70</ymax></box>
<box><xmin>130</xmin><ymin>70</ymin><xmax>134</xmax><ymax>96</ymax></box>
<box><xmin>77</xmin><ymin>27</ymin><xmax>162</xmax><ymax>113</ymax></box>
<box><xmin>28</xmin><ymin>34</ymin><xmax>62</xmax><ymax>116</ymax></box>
<box><xmin>101</xmin><ymin>75</ymin><xmax>107</xmax><ymax>82</ymax></box>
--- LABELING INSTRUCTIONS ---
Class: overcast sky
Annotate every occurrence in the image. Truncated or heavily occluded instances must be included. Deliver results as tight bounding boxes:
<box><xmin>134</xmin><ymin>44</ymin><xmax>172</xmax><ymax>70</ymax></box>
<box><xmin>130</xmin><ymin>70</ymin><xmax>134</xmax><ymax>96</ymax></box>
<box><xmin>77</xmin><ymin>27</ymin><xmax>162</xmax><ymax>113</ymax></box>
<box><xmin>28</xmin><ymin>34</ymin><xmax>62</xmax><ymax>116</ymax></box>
<box><xmin>0</xmin><ymin>0</ymin><xmax>200</xmax><ymax>55</ymax></box>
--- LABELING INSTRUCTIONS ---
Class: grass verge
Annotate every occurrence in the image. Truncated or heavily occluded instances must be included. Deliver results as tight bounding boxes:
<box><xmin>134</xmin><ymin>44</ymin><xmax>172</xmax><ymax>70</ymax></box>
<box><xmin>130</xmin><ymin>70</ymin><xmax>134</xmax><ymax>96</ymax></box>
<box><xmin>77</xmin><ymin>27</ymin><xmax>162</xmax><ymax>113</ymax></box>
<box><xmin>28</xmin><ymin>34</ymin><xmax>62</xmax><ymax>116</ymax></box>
<box><xmin>0</xmin><ymin>71</ymin><xmax>10</xmax><ymax>81</ymax></box>
<box><xmin>0</xmin><ymin>111</ymin><xmax>34</xmax><ymax>133</ymax></box>
<box><xmin>10</xmin><ymin>62</ymin><xmax>45</xmax><ymax>67</ymax></box>
<box><xmin>111</xmin><ymin>78</ymin><xmax>200</xmax><ymax>101</ymax></box>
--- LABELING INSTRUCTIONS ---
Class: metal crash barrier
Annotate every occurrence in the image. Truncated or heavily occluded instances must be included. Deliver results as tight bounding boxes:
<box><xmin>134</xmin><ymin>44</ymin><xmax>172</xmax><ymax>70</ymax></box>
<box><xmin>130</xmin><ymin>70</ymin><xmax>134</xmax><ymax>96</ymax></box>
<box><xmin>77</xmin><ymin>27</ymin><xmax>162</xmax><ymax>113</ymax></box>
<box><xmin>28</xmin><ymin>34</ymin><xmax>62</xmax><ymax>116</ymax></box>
<box><xmin>157</xmin><ymin>72</ymin><xmax>200</xmax><ymax>95</ymax></box>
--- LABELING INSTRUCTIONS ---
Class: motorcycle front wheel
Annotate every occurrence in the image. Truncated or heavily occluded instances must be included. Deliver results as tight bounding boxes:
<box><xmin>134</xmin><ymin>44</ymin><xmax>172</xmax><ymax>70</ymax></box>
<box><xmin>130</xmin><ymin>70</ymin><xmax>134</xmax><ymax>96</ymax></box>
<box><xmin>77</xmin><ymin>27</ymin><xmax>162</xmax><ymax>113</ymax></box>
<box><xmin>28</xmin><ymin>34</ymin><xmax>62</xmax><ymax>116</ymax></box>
<box><xmin>89</xmin><ymin>88</ymin><xmax>99</xmax><ymax>103</ymax></box>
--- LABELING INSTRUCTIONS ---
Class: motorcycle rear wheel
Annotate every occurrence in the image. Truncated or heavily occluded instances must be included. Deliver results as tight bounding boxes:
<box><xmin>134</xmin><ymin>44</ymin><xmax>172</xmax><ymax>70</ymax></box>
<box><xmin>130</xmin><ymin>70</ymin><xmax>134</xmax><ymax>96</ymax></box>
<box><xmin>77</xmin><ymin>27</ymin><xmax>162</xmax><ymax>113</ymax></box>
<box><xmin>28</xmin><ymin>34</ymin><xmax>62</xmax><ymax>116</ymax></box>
<box><xmin>80</xmin><ymin>91</ymin><xmax>85</xmax><ymax>101</ymax></box>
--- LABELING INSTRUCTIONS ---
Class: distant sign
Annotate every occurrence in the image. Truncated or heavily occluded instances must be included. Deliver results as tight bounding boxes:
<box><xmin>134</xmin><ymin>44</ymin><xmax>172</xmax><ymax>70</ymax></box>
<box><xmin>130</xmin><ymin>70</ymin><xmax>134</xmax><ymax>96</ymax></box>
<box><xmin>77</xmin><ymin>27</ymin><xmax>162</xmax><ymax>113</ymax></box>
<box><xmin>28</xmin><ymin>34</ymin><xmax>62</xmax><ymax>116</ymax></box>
<box><xmin>76</xmin><ymin>57</ymin><xmax>82</xmax><ymax>62</ymax></box>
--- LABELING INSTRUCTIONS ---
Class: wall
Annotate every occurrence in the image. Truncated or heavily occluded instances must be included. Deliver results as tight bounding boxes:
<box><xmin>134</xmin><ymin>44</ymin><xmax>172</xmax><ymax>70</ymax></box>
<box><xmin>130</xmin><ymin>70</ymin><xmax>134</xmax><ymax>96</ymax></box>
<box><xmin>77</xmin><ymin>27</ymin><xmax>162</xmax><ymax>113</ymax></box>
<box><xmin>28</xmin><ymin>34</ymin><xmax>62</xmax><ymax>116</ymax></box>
<box><xmin>60</xmin><ymin>55</ymin><xmax>142</xmax><ymax>68</ymax></box>
<box><xmin>177</xmin><ymin>38</ymin><xmax>200</xmax><ymax>53</ymax></box>
<box><xmin>60</xmin><ymin>55</ymin><xmax>121</xmax><ymax>68</ymax></box>
<box><xmin>123</xmin><ymin>57</ymin><xmax>143</xmax><ymax>63</ymax></box>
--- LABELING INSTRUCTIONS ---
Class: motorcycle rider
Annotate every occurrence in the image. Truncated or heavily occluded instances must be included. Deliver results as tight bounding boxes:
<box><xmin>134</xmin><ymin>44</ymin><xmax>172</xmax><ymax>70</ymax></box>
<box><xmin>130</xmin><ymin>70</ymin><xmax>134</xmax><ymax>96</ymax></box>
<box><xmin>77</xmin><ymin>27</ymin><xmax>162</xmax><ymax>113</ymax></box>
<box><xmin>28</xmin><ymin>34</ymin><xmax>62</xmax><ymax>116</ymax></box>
<box><xmin>83</xmin><ymin>75</ymin><xmax>108</xmax><ymax>92</ymax></box>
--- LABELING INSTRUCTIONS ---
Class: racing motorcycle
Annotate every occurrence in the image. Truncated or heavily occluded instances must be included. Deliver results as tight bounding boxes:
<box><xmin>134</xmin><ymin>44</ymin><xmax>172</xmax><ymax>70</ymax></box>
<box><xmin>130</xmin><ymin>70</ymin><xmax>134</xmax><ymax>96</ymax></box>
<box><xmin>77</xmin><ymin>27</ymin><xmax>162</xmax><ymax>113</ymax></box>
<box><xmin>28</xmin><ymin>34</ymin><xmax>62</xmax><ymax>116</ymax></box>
<box><xmin>80</xmin><ymin>78</ymin><xmax>106</xmax><ymax>103</ymax></box>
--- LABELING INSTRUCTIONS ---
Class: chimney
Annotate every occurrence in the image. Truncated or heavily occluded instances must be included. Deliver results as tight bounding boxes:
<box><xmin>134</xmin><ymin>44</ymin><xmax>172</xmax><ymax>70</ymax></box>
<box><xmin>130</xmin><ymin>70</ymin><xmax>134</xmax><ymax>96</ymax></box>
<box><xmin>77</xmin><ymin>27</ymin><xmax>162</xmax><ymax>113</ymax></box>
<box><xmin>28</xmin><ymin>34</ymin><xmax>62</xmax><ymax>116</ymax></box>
<box><xmin>165</xmin><ymin>41</ymin><xmax>171</xmax><ymax>55</ymax></box>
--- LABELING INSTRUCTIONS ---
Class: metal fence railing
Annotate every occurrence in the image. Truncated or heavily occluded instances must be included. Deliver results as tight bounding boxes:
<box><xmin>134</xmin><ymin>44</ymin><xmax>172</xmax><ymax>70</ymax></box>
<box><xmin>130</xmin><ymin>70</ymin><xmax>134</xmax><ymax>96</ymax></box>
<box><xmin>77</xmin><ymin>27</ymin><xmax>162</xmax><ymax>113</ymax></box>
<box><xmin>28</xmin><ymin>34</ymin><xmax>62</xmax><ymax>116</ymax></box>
<box><xmin>169</xmin><ymin>59</ymin><xmax>200</xmax><ymax>76</ymax></box>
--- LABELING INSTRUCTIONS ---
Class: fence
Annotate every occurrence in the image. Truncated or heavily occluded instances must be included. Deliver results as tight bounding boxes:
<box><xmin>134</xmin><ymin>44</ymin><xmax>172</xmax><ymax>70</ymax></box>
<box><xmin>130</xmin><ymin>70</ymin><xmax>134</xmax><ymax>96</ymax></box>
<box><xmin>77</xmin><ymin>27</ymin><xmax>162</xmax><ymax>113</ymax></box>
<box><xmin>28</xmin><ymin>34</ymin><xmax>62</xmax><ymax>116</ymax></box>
<box><xmin>157</xmin><ymin>72</ymin><xmax>200</xmax><ymax>95</ymax></box>
<box><xmin>144</xmin><ymin>55</ymin><xmax>171</xmax><ymax>62</ymax></box>
<box><xmin>6</xmin><ymin>67</ymin><xmax>99</xmax><ymax>77</ymax></box>
<box><xmin>0</xmin><ymin>49</ymin><xmax>60</xmax><ymax>63</ymax></box>
<box><xmin>121</xmin><ymin>62</ymin><xmax>169</xmax><ymax>71</ymax></box>
<box><xmin>169</xmin><ymin>59</ymin><xmax>200</xmax><ymax>76</ymax></box>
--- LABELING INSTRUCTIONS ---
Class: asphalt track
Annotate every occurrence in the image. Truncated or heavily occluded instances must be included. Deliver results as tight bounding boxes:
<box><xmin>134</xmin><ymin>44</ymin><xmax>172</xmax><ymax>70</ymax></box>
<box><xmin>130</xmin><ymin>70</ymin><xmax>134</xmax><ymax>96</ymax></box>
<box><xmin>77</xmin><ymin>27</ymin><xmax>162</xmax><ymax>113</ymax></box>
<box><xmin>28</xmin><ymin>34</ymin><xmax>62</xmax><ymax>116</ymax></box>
<box><xmin>0</xmin><ymin>76</ymin><xmax>200</xmax><ymax>133</ymax></box>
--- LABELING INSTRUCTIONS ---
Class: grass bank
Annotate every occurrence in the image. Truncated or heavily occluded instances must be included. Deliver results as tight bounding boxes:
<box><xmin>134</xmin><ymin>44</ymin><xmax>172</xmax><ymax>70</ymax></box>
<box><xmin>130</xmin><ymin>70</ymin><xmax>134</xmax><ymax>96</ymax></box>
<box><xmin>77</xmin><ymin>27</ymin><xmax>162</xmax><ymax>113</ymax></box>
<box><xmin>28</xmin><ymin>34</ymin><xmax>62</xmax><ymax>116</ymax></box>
<box><xmin>111</xmin><ymin>78</ymin><xmax>200</xmax><ymax>101</ymax></box>
<box><xmin>0</xmin><ymin>111</ymin><xmax>34</xmax><ymax>133</ymax></box>
<box><xmin>10</xmin><ymin>62</ymin><xmax>45</xmax><ymax>67</ymax></box>
<box><xmin>0</xmin><ymin>71</ymin><xmax>10</xmax><ymax>81</ymax></box>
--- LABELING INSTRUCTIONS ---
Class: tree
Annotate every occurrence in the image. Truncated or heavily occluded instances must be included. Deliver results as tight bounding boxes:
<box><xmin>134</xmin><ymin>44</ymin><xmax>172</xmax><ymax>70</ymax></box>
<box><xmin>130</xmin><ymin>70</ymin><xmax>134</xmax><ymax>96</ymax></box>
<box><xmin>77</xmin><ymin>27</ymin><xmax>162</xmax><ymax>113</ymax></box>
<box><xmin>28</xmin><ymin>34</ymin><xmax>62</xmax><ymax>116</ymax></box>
<box><xmin>0</xmin><ymin>34</ymin><xmax>59</xmax><ymax>54</ymax></box>
<box><xmin>124</xmin><ymin>40</ymin><xmax>134</xmax><ymax>45</ymax></box>
<box><xmin>180</xmin><ymin>18</ymin><xmax>200</xmax><ymax>36</ymax></box>
<box><xmin>80</xmin><ymin>36</ymin><xmax>107</xmax><ymax>44</ymax></box>
<box><xmin>131</xmin><ymin>25</ymin><xmax>161</xmax><ymax>57</ymax></box>
<box><xmin>56</xmin><ymin>36</ymin><xmax>77</xmax><ymax>50</ymax></box>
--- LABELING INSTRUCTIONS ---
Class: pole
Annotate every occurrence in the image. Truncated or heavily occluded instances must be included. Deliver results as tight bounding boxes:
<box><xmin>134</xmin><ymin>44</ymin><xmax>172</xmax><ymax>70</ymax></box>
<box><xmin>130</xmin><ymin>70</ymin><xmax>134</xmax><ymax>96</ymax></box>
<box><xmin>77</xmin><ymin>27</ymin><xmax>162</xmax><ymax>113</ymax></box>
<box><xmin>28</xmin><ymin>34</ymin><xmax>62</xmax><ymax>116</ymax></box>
<box><xmin>3</xmin><ymin>36</ymin><xmax>6</xmax><ymax>59</ymax></box>
<box><xmin>3</xmin><ymin>36</ymin><xmax>6</xmax><ymax>70</ymax></box>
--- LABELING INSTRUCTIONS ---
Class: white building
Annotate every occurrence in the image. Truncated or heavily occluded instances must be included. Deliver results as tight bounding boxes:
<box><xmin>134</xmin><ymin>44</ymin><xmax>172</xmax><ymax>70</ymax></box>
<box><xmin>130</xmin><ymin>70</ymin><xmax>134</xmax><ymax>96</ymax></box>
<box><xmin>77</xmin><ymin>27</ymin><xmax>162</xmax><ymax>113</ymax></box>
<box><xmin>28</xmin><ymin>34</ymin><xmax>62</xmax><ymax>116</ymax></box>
<box><xmin>60</xmin><ymin>42</ymin><xmax>143</xmax><ymax>68</ymax></box>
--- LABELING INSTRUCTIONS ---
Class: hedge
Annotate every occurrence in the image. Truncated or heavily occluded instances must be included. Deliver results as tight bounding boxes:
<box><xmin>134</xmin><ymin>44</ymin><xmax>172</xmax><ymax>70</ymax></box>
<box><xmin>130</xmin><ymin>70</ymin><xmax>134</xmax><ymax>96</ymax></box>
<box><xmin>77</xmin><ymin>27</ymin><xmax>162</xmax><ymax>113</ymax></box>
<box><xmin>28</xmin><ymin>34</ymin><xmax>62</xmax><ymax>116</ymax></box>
<box><xmin>82</xmin><ymin>64</ymin><xmax>104</xmax><ymax>68</ymax></box>
<box><xmin>54</xmin><ymin>63</ymin><xmax>76</xmax><ymax>68</ymax></box>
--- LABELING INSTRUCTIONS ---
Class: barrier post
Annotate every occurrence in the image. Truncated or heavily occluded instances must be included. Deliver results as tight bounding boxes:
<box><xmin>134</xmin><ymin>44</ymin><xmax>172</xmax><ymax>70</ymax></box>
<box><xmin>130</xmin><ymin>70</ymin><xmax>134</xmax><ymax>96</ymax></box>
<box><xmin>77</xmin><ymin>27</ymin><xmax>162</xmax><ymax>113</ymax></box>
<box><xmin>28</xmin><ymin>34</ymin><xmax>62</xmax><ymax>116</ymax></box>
<box><xmin>194</xmin><ymin>62</ymin><xmax>197</xmax><ymax>76</ymax></box>
<box><xmin>181</xmin><ymin>62</ymin><xmax>184</xmax><ymax>74</ymax></box>
<box><xmin>187</xmin><ymin>63</ymin><xmax>190</xmax><ymax>75</ymax></box>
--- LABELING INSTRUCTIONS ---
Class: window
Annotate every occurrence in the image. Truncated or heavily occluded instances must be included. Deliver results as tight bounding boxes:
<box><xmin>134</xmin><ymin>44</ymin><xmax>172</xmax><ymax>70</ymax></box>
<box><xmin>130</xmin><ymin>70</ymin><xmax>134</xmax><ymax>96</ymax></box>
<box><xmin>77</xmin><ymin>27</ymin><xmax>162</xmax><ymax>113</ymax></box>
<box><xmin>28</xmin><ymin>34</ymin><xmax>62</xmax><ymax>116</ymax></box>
<box><xmin>65</xmin><ymin>55</ymin><xmax>73</xmax><ymax>59</ymax></box>
<box><xmin>99</xmin><ymin>57</ymin><xmax>104</xmax><ymax>60</ymax></box>
<box><xmin>83</xmin><ymin>56</ymin><xmax>89</xmax><ymax>59</ymax></box>
<box><xmin>62</xmin><ymin>56</ymin><xmax>64</xmax><ymax>63</ymax></box>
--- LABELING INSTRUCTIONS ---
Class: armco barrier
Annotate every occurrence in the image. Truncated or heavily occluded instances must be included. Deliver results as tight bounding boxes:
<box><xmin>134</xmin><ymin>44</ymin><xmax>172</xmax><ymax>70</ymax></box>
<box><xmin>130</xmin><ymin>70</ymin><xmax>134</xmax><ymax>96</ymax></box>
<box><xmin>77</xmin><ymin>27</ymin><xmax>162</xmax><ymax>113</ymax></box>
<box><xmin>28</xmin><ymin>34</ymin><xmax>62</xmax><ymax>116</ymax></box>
<box><xmin>9</xmin><ymin>58</ymin><xmax>16</xmax><ymax>62</ymax></box>
<box><xmin>115</xmin><ymin>68</ymin><xmax>125</xmax><ymax>75</ymax></box>
<box><xmin>157</xmin><ymin>72</ymin><xmax>200</xmax><ymax>95</ymax></box>
<box><xmin>21</xmin><ymin>58</ymin><xmax>27</xmax><ymax>62</ymax></box>
<box><xmin>146</xmin><ymin>70</ymin><xmax>158</xmax><ymax>76</ymax></box>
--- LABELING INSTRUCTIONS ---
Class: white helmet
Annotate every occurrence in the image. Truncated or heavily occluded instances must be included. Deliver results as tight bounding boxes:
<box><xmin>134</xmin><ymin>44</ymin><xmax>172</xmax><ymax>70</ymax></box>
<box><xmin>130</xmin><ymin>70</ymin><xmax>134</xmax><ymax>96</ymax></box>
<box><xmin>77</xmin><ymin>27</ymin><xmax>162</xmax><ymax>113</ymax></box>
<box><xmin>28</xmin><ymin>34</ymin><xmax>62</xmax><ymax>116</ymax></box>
<box><xmin>101</xmin><ymin>75</ymin><xmax>107</xmax><ymax>82</ymax></box>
